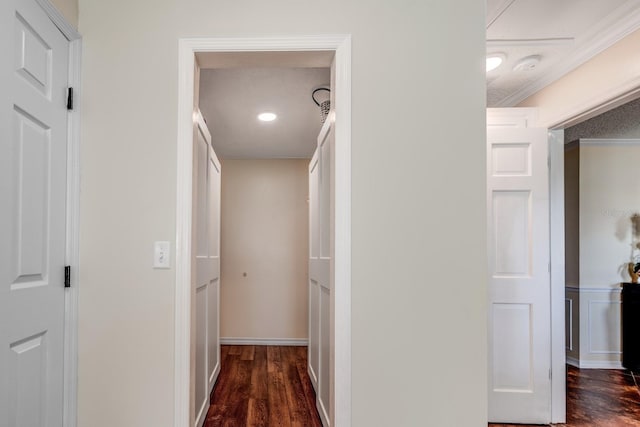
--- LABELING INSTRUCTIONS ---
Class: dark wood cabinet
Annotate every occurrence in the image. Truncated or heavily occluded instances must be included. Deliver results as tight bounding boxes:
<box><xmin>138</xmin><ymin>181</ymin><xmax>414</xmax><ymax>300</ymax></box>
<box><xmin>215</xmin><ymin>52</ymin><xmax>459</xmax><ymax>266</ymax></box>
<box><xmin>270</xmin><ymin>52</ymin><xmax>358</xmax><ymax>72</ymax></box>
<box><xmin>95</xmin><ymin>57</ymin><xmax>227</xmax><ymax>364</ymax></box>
<box><xmin>623</xmin><ymin>283</ymin><xmax>640</xmax><ymax>370</ymax></box>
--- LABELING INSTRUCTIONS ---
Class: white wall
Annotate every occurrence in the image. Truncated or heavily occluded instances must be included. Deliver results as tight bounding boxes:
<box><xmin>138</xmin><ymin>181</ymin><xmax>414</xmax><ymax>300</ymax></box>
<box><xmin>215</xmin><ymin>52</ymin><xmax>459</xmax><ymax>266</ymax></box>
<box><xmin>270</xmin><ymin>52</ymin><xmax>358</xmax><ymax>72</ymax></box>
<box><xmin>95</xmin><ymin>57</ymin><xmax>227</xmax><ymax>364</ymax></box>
<box><xmin>77</xmin><ymin>1</ymin><xmax>487</xmax><ymax>426</ymax></box>
<box><xmin>220</xmin><ymin>159</ymin><xmax>309</xmax><ymax>341</ymax></box>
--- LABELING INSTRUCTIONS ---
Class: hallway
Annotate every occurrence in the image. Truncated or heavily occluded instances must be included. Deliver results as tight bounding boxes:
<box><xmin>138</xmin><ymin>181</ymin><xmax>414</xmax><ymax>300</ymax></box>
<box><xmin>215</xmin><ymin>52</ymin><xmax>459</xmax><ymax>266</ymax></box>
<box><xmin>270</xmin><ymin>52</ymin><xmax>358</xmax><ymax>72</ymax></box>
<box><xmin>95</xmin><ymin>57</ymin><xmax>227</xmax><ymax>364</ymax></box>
<box><xmin>203</xmin><ymin>345</ymin><xmax>322</xmax><ymax>427</ymax></box>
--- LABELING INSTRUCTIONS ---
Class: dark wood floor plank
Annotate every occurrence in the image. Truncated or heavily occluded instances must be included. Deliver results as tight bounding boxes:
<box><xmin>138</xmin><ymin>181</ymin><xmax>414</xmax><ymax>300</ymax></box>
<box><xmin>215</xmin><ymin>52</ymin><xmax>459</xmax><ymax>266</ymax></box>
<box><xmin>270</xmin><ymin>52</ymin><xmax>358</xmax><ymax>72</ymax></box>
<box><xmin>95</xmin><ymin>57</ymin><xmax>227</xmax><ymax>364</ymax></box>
<box><xmin>267</xmin><ymin>346</ymin><xmax>292</xmax><ymax>427</ymax></box>
<box><xmin>240</xmin><ymin>345</ymin><xmax>255</xmax><ymax>361</ymax></box>
<box><xmin>250</xmin><ymin>345</ymin><xmax>268</xmax><ymax>400</ymax></box>
<box><xmin>227</xmin><ymin>345</ymin><xmax>242</xmax><ymax>356</ymax></box>
<box><xmin>281</xmin><ymin>347</ymin><xmax>315</xmax><ymax>427</ymax></box>
<box><xmin>247</xmin><ymin>398</ymin><xmax>268</xmax><ymax>427</ymax></box>
<box><xmin>205</xmin><ymin>345</ymin><xmax>320</xmax><ymax>427</ymax></box>
<box><xmin>294</xmin><ymin>348</ymin><xmax>322</xmax><ymax>427</ymax></box>
<box><xmin>490</xmin><ymin>365</ymin><xmax>640</xmax><ymax>427</ymax></box>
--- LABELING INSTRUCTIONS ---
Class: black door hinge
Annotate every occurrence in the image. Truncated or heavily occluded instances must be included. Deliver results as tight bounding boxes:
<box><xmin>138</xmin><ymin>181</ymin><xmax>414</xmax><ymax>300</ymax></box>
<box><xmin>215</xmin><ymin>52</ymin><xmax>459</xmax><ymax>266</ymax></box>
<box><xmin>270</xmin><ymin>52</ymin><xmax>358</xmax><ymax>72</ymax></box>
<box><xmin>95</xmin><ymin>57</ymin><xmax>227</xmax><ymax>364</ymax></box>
<box><xmin>64</xmin><ymin>266</ymin><xmax>71</xmax><ymax>288</ymax></box>
<box><xmin>67</xmin><ymin>87</ymin><xmax>73</xmax><ymax>111</ymax></box>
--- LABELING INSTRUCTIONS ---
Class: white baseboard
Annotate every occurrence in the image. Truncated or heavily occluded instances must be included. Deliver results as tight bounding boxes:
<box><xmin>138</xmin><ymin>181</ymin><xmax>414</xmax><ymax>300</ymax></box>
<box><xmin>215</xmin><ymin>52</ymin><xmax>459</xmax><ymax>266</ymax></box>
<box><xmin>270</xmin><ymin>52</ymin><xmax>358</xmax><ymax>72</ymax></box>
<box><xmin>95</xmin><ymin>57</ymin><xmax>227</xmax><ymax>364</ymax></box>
<box><xmin>566</xmin><ymin>356</ymin><xmax>623</xmax><ymax>369</ymax></box>
<box><xmin>220</xmin><ymin>337</ymin><xmax>308</xmax><ymax>346</ymax></box>
<box><xmin>567</xmin><ymin>356</ymin><xmax>580</xmax><ymax>368</ymax></box>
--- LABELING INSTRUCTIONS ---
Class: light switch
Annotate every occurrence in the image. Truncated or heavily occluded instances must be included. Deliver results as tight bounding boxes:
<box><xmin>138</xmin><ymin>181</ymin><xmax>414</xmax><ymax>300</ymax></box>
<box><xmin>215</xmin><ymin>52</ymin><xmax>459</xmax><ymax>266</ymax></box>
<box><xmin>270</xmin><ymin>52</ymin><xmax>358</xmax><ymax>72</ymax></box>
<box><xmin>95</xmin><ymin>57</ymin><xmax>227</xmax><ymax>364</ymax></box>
<box><xmin>153</xmin><ymin>241</ymin><xmax>170</xmax><ymax>269</ymax></box>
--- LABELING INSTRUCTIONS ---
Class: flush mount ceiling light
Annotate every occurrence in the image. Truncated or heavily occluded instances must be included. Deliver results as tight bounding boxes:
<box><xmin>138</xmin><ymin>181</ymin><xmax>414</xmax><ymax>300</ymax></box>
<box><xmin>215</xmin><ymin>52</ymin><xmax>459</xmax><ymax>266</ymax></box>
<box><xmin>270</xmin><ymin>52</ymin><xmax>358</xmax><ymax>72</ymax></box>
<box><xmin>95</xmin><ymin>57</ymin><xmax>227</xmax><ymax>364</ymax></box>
<box><xmin>513</xmin><ymin>55</ymin><xmax>541</xmax><ymax>72</ymax></box>
<box><xmin>258</xmin><ymin>112</ymin><xmax>277</xmax><ymax>122</ymax></box>
<box><xmin>486</xmin><ymin>53</ymin><xmax>506</xmax><ymax>72</ymax></box>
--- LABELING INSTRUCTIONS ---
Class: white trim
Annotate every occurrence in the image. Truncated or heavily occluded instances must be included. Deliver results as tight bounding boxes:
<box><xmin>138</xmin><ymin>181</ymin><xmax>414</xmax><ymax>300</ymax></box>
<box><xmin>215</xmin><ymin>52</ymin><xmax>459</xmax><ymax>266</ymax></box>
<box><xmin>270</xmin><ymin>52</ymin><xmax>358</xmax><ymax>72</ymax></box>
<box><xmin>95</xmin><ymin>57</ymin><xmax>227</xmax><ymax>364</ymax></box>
<box><xmin>62</xmin><ymin>35</ymin><xmax>81</xmax><ymax>427</ymax></box>
<box><xmin>576</xmin><ymin>138</ymin><xmax>640</xmax><ymax>146</ymax></box>
<box><xmin>35</xmin><ymin>0</ymin><xmax>79</xmax><ymax>41</ymax></box>
<box><xmin>496</xmin><ymin>0</ymin><xmax>640</xmax><ymax>107</ymax></box>
<box><xmin>220</xmin><ymin>338</ymin><xmax>309</xmax><ymax>346</ymax></box>
<box><xmin>32</xmin><ymin>2</ymin><xmax>82</xmax><ymax>427</ymax></box>
<box><xmin>175</xmin><ymin>40</ymin><xmax>195</xmax><ymax>427</ymax></box>
<box><xmin>487</xmin><ymin>38</ymin><xmax>574</xmax><ymax>48</ymax></box>
<box><xmin>486</xmin><ymin>107</ymin><xmax>538</xmax><ymax>128</ymax></box>
<box><xmin>566</xmin><ymin>356</ymin><xmax>580</xmax><ymax>368</ymax></box>
<box><xmin>565</xmin><ymin>286</ymin><xmax>622</xmax><ymax>293</ymax></box>
<box><xmin>176</xmin><ymin>35</ymin><xmax>352</xmax><ymax>427</ymax></box>
<box><xmin>548</xmin><ymin>77</ymin><xmax>640</xmax><ymax>130</ymax></box>
<box><xmin>549</xmin><ymin>129</ymin><xmax>566</xmax><ymax>424</ymax></box>
<box><xmin>332</xmin><ymin>38</ymin><xmax>351</xmax><ymax>427</ymax></box>
<box><xmin>567</xmin><ymin>359</ymin><xmax>624</xmax><ymax>369</ymax></box>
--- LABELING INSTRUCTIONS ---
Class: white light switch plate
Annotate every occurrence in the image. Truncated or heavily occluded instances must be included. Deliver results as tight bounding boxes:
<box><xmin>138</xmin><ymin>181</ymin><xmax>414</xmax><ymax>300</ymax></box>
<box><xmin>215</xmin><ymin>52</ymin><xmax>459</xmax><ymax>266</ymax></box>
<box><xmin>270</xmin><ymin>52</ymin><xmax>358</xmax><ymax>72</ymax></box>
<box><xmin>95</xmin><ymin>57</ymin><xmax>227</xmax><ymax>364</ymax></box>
<box><xmin>153</xmin><ymin>241</ymin><xmax>170</xmax><ymax>269</ymax></box>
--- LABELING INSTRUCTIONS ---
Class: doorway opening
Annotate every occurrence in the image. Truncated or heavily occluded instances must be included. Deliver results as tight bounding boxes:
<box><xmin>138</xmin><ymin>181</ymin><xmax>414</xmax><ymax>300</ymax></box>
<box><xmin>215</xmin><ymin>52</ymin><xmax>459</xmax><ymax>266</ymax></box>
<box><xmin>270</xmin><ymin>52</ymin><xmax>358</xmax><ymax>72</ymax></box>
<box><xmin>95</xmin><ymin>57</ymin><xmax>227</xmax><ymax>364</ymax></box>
<box><xmin>198</xmin><ymin>62</ymin><xmax>329</xmax><ymax>426</ymax></box>
<box><xmin>175</xmin><ymin>36</ymin><xmax>352</xmax><ymax>427</ymax></box>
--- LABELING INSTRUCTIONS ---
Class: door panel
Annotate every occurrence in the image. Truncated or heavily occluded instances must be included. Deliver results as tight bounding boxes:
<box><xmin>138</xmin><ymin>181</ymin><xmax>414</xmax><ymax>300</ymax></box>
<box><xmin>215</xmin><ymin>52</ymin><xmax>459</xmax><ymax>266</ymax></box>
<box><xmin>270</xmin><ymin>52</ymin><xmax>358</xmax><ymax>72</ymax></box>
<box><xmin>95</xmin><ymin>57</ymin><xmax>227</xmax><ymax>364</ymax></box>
<box><xmin>1</xmin><ymin>0</ymin><xmax>69</xmax><ymax>425</ymax></box>
<box><xmin>192</xmin><ymin>111</ymin><xmax>221</xmax><ymax>427</ymax></box>
<box><xmin>308</xmin><ymin>155</ymin><xmax>320</xmax><ymax>389</ymax></box>
<box><xmin>309</xmin><ymin>119</ymin><xmax>332</xmax><ymax>427</ymax></box>
<box><xmin>487</xmin><ymin>118</ymin><xmax>551</xmax><ymax>423</ymax></box>
<box><xmin>207</xmin><ymin>155</ymin><xmax>221</xmax><ymax>390</ymax></box>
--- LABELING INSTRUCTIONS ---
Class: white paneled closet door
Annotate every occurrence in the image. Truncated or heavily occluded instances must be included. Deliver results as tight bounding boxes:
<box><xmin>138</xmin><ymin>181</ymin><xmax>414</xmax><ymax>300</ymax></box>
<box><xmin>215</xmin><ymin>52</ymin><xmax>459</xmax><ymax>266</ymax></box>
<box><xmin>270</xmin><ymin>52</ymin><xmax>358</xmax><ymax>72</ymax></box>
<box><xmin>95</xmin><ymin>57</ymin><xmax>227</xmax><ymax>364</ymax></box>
<box><xmin>487</xmin><ymin>109</ymin><xmax>551</xmax><ymax>424</ymax></box>
<box><xmin>309</xmin><ymin>118</ymin><xmax>332</xmax><ymax>427</ymax></box>
<box><xmin>193</xmin><ymin>110</ymin><xmax>221</xmax><ymax>427</ymax></box>
<box><xmin>0</xmin><ymin>0</ymin><xmax>70</xmax><ymax>425</ymax></box>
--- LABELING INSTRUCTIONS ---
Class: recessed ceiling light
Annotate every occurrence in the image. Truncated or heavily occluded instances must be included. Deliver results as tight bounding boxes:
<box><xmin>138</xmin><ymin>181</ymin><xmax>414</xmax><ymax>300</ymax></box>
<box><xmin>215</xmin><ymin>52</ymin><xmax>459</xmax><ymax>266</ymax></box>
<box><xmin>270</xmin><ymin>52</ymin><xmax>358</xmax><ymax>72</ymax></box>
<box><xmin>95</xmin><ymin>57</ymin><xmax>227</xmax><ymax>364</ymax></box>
<box><xmin>486</xmin><ymin>54</ymin><xmax>505</xmax><ymax>72</ymax></box>
<box><xmin>513</xmin><ymin>55</ymin><xmax>541</xmax><ymax>72</ymax></box>
<box><xmin>258</xmin><ymin>112</ymin><xmax>277</xmax><ymax>122</ymax></box>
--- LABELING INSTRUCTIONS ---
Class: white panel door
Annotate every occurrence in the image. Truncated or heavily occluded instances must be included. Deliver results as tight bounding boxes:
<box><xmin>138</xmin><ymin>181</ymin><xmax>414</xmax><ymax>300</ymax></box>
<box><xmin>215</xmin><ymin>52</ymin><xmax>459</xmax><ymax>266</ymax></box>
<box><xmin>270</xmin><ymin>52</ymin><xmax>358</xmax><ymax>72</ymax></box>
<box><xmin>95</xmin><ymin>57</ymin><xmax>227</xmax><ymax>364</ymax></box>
<box><xmin>308</xmin><ymin>151</ymin><xmax>320</xmax><ymax>392</ymax></box>
<box><xmin>487</xmin><ymin>125</ymin><xmax>551</xmax><ymax>423</ymax></box>
<box><xmin>0</xmin><ymin>0</ymin><xmax>69</xmax><ymax>426</ymax></box>
<box><xmin>309</xmin><ymin>118</ymin><xmax>332</xmax><ymax>427</ymax></box>
<box><xmin>193</xmin><ymin>111</ymin><xmax>221</xmax><ymax>427</ymax></box>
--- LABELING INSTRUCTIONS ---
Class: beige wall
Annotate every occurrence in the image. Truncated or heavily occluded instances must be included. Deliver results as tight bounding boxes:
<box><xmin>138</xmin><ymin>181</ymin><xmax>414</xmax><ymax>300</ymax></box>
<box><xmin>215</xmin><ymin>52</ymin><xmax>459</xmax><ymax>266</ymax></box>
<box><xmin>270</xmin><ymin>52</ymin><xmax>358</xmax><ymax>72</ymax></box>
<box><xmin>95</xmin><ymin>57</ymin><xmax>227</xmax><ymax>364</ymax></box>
<box><xmin>51</xmin><ymin>0</ymin><xmax>78</xmax><ymax>28</ymax></box>
<box><xmin>77</xmin><ymin>1</ymin><xmax>487</xmax><ymax>426</ymax></box>
<box><xmin>578</xmin><ymin>143</ymin><xmax>640</xmax><ymax>287</ymax></box>
<box><xmin>519</xmin><ymin>29</ymin><xmax>640</xmax><ymax>128</ymax></box>
<box><xmin>220</xmin><ymin>159</ymin><xmax>309</xmax><ymax>340</ymax></box>
<box><xmin>565</xmin><ymin>141</ymin><xmax>640</xmax><ymax>288</ymax></box>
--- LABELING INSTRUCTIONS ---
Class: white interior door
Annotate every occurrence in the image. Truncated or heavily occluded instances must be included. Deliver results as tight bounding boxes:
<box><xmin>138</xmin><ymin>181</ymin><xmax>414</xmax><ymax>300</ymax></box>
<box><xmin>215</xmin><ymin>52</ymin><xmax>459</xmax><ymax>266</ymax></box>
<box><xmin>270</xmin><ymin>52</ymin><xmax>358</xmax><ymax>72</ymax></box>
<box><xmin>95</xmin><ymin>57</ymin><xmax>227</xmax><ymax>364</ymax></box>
<box><xmin>193</xmin><ymin>111</ymin><xmax>221</xmax><ymax>427</ymax></box>
<box><xmin>487</xmin><ymin>110</ymin><xmax>551</xmax><ymax>423</ymax></box>
<box><xmin>309</xmin><ymin>118</ymin><xmax>332</xmax><ymax>427</ymax></box>
<box><xmin>0</xmin><ymin>0</ymin><xmax>69</xmax><ymax>425</ymax></box>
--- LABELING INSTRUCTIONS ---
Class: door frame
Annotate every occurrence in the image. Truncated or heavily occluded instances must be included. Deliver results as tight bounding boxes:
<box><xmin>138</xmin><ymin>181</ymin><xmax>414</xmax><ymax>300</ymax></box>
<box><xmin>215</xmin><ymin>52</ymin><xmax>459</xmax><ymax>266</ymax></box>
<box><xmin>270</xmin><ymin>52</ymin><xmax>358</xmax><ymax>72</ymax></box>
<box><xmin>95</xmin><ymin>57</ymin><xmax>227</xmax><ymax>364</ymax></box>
<box><xmin>175</xmin><ymin>35</ymin><xmax>352</xmax><ymax>427</ymax></box>
<box><xmin>544</xmin><ymin>85</ymin><xmax>640</xmax><ymax>424</ymax></box>
<box><xmin>31</xmin><ymin>1</ymin><xmax>82</xmax><ymax>427</ymax></box>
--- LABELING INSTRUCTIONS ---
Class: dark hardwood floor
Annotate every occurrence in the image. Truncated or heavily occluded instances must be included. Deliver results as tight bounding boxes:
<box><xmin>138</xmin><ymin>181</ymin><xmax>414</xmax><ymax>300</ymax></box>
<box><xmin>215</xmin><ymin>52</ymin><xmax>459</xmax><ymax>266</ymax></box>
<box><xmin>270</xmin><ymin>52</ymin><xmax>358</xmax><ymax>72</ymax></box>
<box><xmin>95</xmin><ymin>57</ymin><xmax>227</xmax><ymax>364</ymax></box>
<box><xmin>206</xmin><ymin>350</ymin><xmax>640</xmax><ymax>426</ymax></box>
<box><xmin>204</xmin><ymin>345</ymin><xmax>322</xmax><ymax>427</ymax></box>
<box><xmin>490</xmin><ymin>365</ymin><xmax>640</xmax><ymax>426</ymax></box>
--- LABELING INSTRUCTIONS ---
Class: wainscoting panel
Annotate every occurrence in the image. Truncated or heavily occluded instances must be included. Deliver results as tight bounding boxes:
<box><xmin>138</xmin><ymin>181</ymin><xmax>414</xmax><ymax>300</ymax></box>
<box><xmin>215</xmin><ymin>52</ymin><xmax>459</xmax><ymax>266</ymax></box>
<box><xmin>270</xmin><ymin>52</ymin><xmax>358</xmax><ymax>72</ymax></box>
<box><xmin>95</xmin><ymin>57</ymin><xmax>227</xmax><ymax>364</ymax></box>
<box><xmin>566</xmin><ymin>287</ymin><xmax>622</xmax><ymax>369</ymax></box>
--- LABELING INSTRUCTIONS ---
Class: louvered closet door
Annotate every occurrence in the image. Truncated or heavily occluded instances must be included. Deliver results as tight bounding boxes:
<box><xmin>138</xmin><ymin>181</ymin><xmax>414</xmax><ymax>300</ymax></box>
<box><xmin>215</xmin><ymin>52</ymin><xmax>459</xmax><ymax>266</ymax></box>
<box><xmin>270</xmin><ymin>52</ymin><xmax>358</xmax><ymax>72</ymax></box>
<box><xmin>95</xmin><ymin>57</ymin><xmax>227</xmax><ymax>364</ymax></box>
<box><xmin>0</xmin><ymin>0</ymin><xmax>70</xmax><ymax>425</ymax></box>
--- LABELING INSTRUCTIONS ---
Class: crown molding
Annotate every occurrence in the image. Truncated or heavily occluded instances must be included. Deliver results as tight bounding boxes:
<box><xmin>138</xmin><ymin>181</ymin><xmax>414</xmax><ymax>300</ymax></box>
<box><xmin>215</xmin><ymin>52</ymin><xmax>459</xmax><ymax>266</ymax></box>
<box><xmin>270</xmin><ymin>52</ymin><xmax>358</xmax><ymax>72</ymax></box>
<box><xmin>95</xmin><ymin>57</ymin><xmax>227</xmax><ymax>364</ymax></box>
<box><xmin>495</xmin><ymin>0</ymin><xmax>640</xmax><ymax>107</ymax></box>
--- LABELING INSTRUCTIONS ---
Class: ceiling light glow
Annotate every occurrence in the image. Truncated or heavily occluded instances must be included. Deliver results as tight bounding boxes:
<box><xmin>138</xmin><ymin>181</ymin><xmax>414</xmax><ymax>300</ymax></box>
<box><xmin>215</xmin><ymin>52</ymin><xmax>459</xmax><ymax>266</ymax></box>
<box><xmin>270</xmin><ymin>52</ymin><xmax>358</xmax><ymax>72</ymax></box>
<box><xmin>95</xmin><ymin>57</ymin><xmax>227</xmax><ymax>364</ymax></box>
<box><xmin>258</xmin><ymin>112</ymin><xmax>277</xmax><ymax>122</ymax></box>
<box><xmin>486</xmin><ymin>54</ymin><xmax>505</xmax><ymax>72</ymax></box>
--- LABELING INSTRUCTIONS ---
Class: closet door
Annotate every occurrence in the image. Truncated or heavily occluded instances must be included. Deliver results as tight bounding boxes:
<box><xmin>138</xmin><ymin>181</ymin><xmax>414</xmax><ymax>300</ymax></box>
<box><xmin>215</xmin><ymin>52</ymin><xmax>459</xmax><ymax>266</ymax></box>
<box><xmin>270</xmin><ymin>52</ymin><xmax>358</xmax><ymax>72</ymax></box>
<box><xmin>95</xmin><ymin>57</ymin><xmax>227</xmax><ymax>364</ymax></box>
<box><xmin>309</xmin><ymin>118</ymin><xmax>332</xmax><ymax>427</ymax></box>
<box><xmin>193</xmin><ymin>111</ymin><xmax>221</xmax><ymax>427</ymax></box>
<box><xmin>308</xmin><ymin>151</ymin><xmax>320</xmax><ymax>392</ymax></box>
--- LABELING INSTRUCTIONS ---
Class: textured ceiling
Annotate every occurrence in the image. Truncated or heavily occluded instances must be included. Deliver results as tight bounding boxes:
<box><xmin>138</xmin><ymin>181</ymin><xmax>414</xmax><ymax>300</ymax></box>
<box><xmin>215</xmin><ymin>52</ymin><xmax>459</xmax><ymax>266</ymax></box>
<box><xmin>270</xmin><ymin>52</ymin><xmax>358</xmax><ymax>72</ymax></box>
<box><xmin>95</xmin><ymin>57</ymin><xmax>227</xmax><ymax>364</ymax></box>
<box><xmin>487</xmin><ymin>0</ymin><xmax>640</xmax><ymax>107</ymax></box>
<box><xmin>199</xmin><ymin>67</ymin><xmax>330</xmax><ymax>159</ymax></box>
